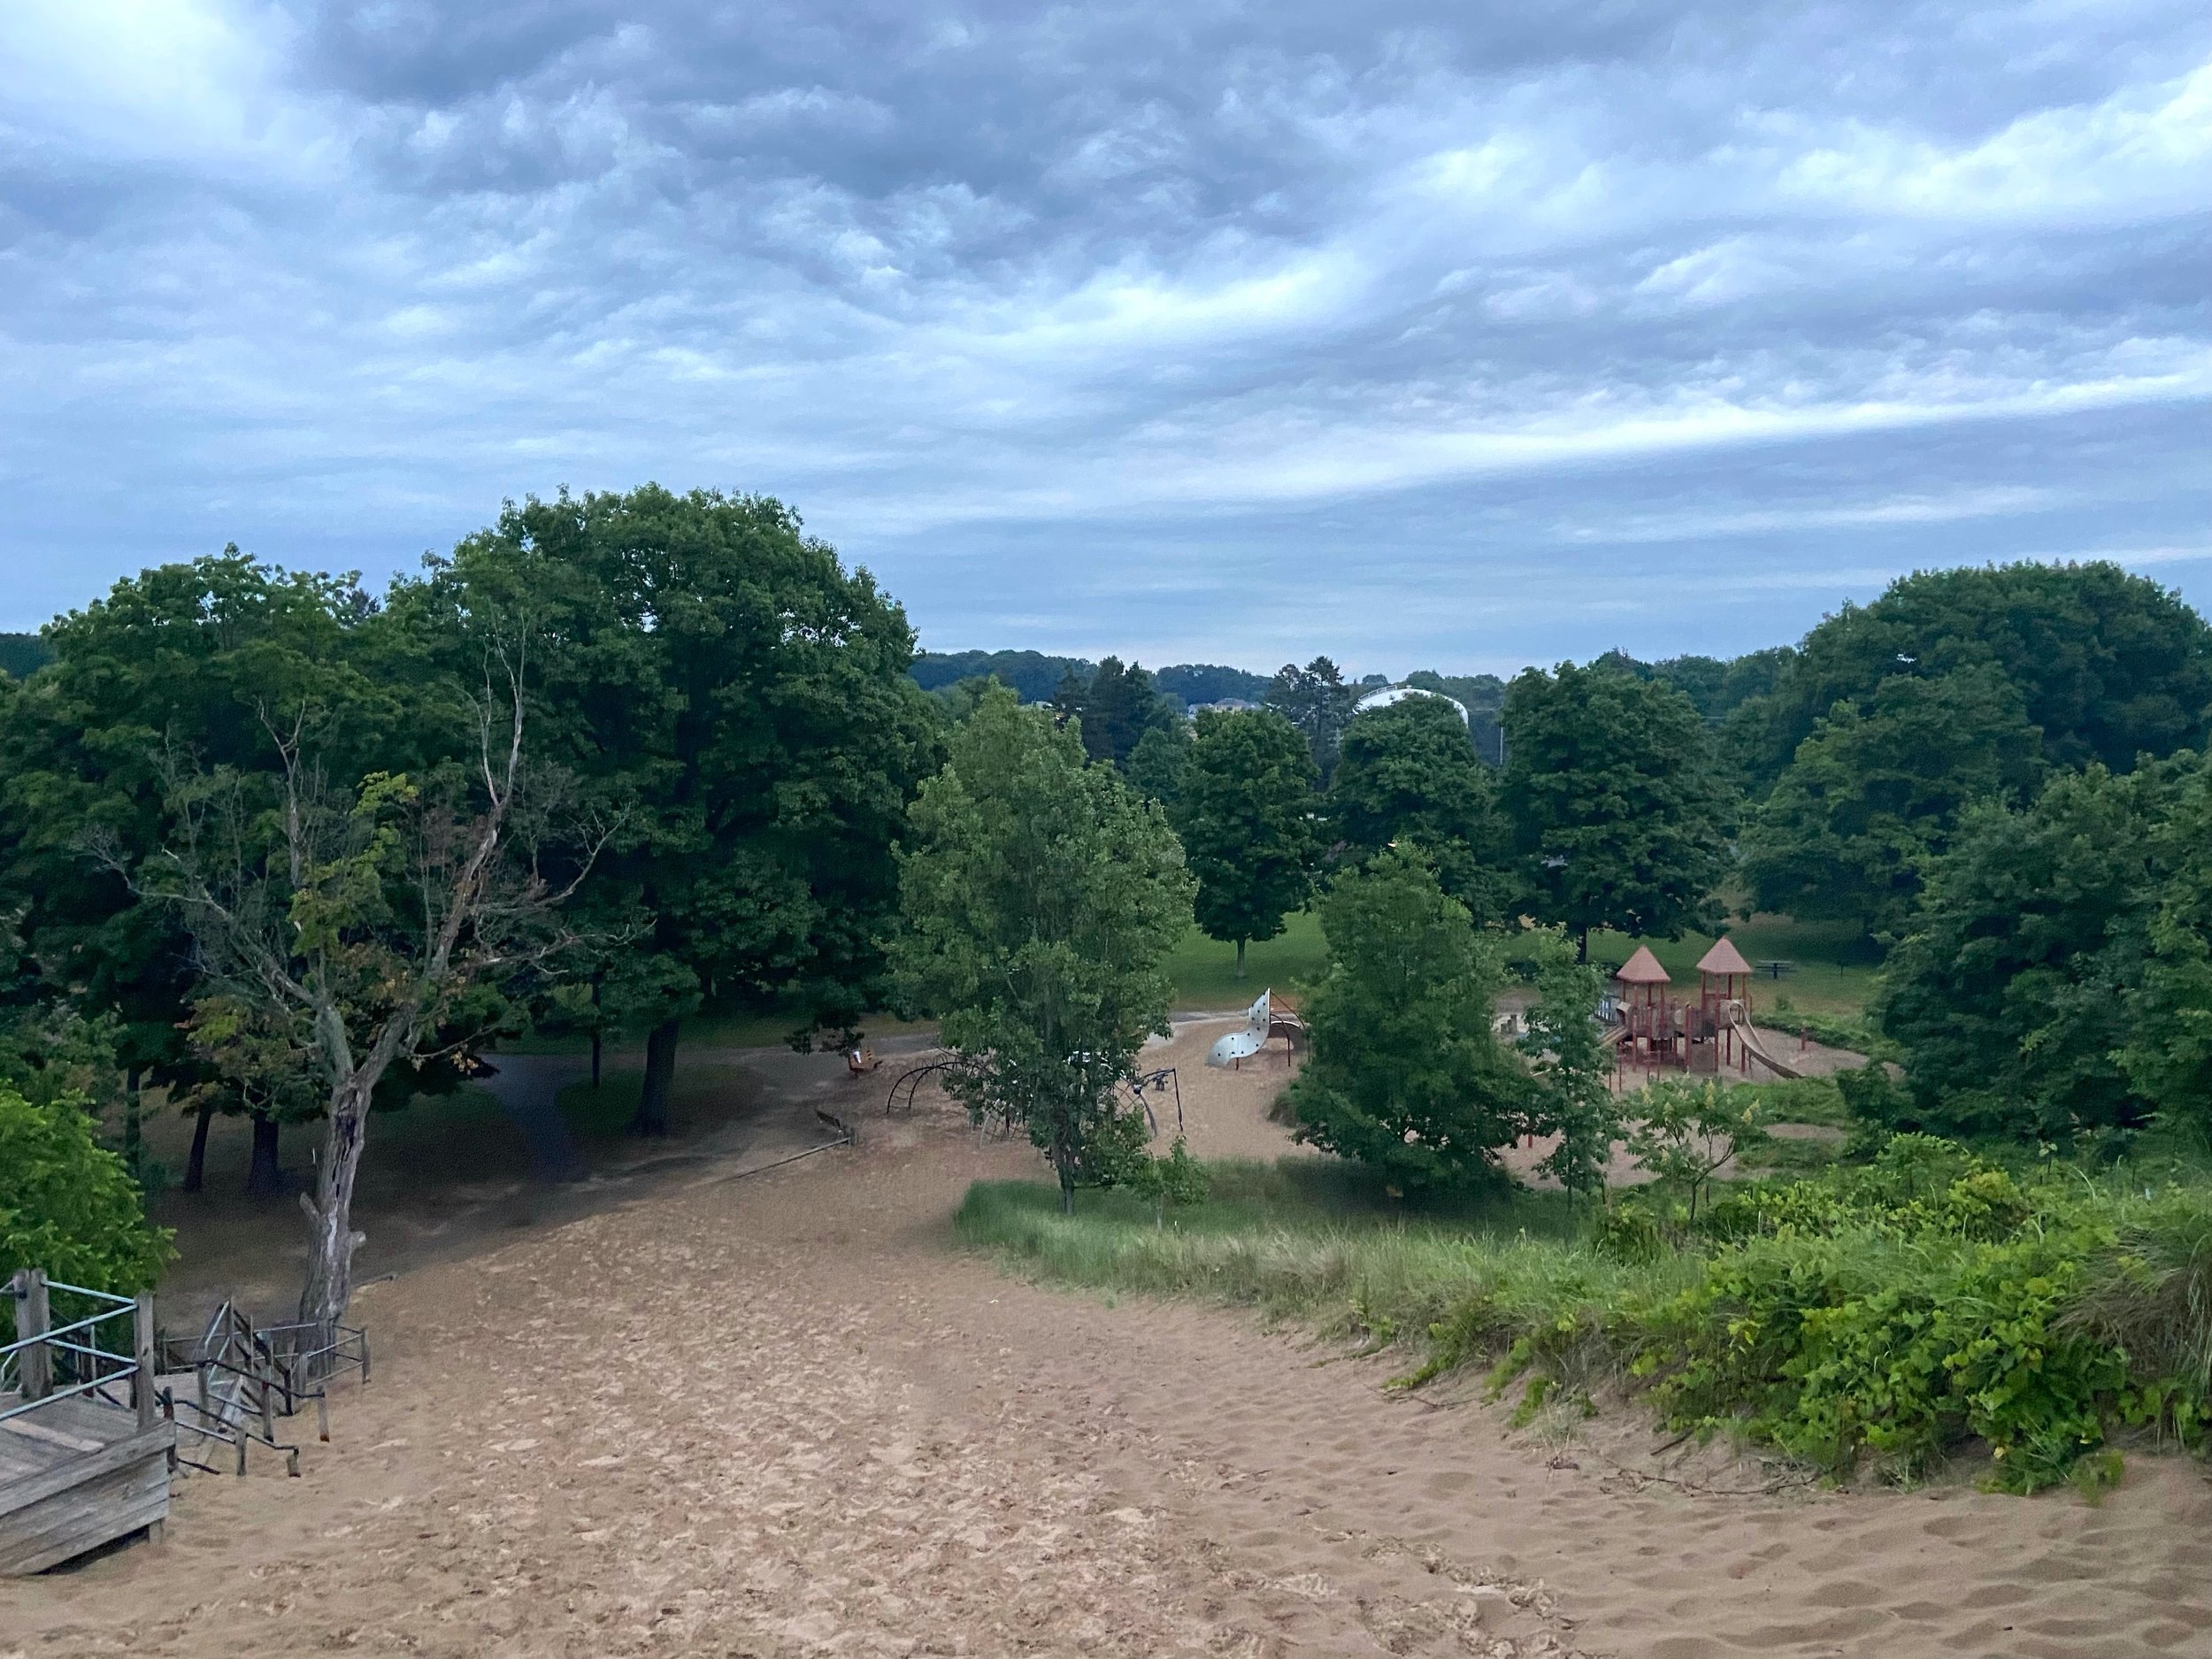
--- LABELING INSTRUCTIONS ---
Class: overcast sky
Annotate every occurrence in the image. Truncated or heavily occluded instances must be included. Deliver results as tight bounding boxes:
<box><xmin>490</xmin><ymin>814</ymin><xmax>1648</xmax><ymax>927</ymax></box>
<box><xmin>2</xmin><ymin>2</ymin><xmax>2207</xmax><ymax>673</ymax></box>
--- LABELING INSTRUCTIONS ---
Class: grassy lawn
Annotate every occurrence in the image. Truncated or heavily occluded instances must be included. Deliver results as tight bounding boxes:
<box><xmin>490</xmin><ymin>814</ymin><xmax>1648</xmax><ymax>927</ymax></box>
<box><xmin>1165</xmin><ymin>910</ymin><xmax>1328</xmax><ymax>1010</ymax></box>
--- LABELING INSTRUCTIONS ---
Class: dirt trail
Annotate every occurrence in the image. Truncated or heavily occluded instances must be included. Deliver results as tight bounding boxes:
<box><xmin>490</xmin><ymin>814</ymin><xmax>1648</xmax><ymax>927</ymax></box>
<box><xmin>10</xmin><ymin>1019</ymin><xmax>2212</xmax><ymax>1656</ymax></box>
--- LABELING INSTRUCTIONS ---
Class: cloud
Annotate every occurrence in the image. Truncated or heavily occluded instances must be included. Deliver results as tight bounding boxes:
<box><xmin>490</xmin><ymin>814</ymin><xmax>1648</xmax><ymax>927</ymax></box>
<box><xmin>0</xmin><ymin>0</ymin><xmax>2206</xmax><ymax>669</ymax></box>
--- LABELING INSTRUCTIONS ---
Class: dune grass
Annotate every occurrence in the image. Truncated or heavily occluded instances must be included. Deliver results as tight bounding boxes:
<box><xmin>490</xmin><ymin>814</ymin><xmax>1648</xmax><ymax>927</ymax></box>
<box><xmin>956</xmin><ymin>1160</ymin><xmax>1677</xmax><ymax>1392</ymax></box>
<box><xmin>959</xmin><ymin>1147</ymin><xmax>2212</xmax><ymax>1490</ymax></box>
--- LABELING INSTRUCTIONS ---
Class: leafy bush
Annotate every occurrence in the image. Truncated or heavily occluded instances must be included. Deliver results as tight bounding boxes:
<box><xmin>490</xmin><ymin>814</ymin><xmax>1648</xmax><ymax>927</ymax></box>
<box><xmin>963</xmin><ymin>1135</ymin><xmax>2212</xmax><ymax>1493</ymax></box>
<box><xmin>0</xmin><ymin>1087</ymin><xmax>172</xmax><ymax>1339</ymax></box>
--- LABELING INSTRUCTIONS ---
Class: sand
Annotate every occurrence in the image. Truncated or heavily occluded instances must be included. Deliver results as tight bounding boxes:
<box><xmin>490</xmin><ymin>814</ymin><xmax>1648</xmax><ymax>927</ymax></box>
<box><xmin>8</xmin><ymin>1016</ymin><xmax>2212</xmax><ymax>1657</ymax></box>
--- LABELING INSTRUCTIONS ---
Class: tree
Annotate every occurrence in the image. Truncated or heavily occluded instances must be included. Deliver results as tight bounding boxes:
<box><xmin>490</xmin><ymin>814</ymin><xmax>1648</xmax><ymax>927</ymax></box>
<box><xmin>2121</xmin><ymin>755</ymin><xmax>2212</xmax><ymax>1134</ymax></box>
<box><xmin>395</xmin><ymin>487</ymin><xmax>941</xmax><ymax>1133</ymax></box>
<box><xmin>1286</xmin><ymin>847</ymin><xmax>1532</xmax><ymax>1189</ymax></box>
<box><xmin>1743</xmin><ymin>561</ymin><xmax>2212</xmax><ymax>787</ymax></box>
<box><xmin>0</xmin><ymin>554</ymin><xmax>401</xmax><ymax>1169</ymax></box>
<box><xmin>0</xmin><ymin>1086</ymin><xmax>171</xmax><ymax>1335</ymax></box>
<box><xmin>1265</xmin><ymin>657</ymin><xmax>1359</xmax><ymax>781</ymax></box>
<box><xmin>1176</xmin><ymin>709</ymin><xmax>1317</xmax><ymax>975</ymax></box>
<box><xmin>894</xmin><ymin>686</ymin><xmax>1194</xmax><ymax>1210</ymax></box>
<box><xmin>1515</xmin><ymin>927</ymin><xmax>1618</xmax><ymax>1198</ymax></box>
<box><xmin>1125</xmin><ymin>720</ymin><xmax>1192</xmax><ymax>807</ymax></box>
<box><xmin>134</xmin><ymin>660</ymin><xmax>603</xmax><ymax>1335</ymax></box>
<box><xmin>1626</xmin><ymin>1079</ymin><xmax>1757</xmax><ymax>1224</ymax></box>
<box><xmin>1875</xmin><ymin>762</ymin><xmax>2173</xmax><ymax>1141</ymax></box>
<box><xmin>1329</xmin><ymin>695</ymin><xmax>1506</xmax><ymax>915</ymax></box>
<box><xmin>1501</xmin><ymin>662</ymin><xmax>1731</xmax><ymax>959</ymax></box>
<box><xmin>1742</xmin><ymin>665</ymin><xmax>2043</xmax><ymax>940</ymax></box>
<box><xmin>1072</xmin><ymin>657</ymin><xmax>1174</xmax><ymax>767</ymax></box>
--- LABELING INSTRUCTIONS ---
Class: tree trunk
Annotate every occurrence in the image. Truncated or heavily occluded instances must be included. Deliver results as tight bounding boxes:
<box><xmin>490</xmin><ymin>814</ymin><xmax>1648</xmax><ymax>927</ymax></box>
<box><xmin>297</xmin><ymin>1085</ymin><xmax>373</xmax><ymax>1345</ymax></box>
<box><xmin>1577</xmin><ymin>927</ymin><xmax>1590</xmax><ymax>964</ymax></box>
<box><xmin>184</xmin><ymin>1099</ymin><xmax>216</xmax><ymax>1193</ymax></box>
<box><xmin>1235</xmin><ymin>938</ymin><xmax>1246</xmax><ymax>979</ymax></box>
<box><xmin>630</xmin><ymin>1018</ymin><xmax>680</xmax><ymax>1135</ymax></box>
<box><xmin>123</xmin><ymin>1067</ymin><xmax>143</xmax><ymax>1179</ymax></box>
<box><xmin>1059</xmin><ymin>1164</ymin><xmax>1075</xmax><ymax>1215</ymax></box>
<box><xmin>247</xmin><ymin>1111</ymin><xmax>283</xmax><ymax>1196</ymax></box>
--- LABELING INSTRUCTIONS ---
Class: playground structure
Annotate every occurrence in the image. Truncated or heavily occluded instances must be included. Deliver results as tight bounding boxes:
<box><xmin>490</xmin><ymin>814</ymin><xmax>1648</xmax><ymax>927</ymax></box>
<box><xmin>1205</xmin><ymin>989</ymin><xmax>1305</xmax><ymax>1070</ymax></box>
<box><xmin>1606</xmin><ymin>937</ymin><xmax>1802</xmax><ymax>1084</ymax></box>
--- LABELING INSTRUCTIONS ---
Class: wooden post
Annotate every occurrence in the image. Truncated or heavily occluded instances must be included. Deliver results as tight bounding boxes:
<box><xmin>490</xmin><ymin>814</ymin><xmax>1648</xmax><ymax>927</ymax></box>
<box><xmin>134</xmin><ymin>1294</ymin><xmax>157</xmax><ymax>1431</ymax></box>
<box><xmin>14</xmin><ymin>1269</ymin><xmax>51</xmax><ymax>1401</ymax></box>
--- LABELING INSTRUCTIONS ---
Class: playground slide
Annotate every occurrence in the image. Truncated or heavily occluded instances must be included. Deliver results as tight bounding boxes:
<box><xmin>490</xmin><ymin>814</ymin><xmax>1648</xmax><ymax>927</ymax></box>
<box><xmin>1729</xmin><ymin>1010</ymin><xmax>1804</xmax><ymax>1081</ymax></box>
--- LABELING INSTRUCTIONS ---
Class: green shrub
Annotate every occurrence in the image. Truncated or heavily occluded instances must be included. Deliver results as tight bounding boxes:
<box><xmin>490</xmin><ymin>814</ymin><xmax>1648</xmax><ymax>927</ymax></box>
<box><xmin>0</xmin><ymin>1087</ymin><xmax>172</xmax><ymax>1339</ymax></box>
<box><xmin>962</xmin><ymin>1141</ymin><xmax>2212</xmax><ymax>1493</ymax></box>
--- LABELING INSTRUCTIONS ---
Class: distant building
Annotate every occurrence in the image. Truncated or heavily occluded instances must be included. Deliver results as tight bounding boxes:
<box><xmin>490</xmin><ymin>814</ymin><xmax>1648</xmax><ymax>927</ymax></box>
<box><xmin>1351</xmin><ymin>684</ymin><xmax>1470</xmax><ymax>725</ymax></box>
<box><xmin>1190</xmin><ymin>697</ymin><xmax>1263</xmax><ymax>713</ymax></box>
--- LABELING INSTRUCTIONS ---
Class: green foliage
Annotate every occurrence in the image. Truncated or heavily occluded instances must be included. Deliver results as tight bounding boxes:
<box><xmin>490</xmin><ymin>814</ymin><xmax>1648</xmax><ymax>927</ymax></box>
<box><xmin>895</xmin><ymin>686</ymin><xmax>1194</xmax><ymax>1203</ymax></box>
<box><xmin>910</xmin><ymin>649</ymin><xmax>1091</xmax><ymax>705</ymax></box>
<box><xmin>405</xmin><ymin>486</ymin><xmax>943</xmax><ymax>1087</ymax></box>
<box><xmin>0</xmin><ymin>632</ymin><xmax>52</xmax><ymax>680</ymax></box>
<box><xmin>1626</xmin><ymin>1079</ymin><xmax>1759</xmax><ymax>1223</ymax></box>
<box><xmin>1125</xmin><ymin>720</ymin><xmax>1192</xmax><ymax>807</ymax></box>
<box><xmin>970</xmin><ymin>1136</ymin><xmax>2212</xmax><ymax>1492</ymax></box>
<box><xmin>2123</xmin><ymin>758</ymin><xmax>2212</xmax><ymax>1134</ymax></box>
<box><xmin>1124</xmin><ymin>1135</ymin><xmax>1210</xmax><ymax>1224</ymax></box>
<box><xmin>1329</xmin><ymin>695</ymin><xmax>1506</xmax><ymax>915</ymax></box>
<box><xmin>1177</xmin><ymin>708</ymin><xmax>1317</xmax><ymax>962</ymax></box>
<box><xmin>1502</xmin><ymin>661</ymin><xmax>1731</xmax><ymax>952</ymax></box>
<box><xmin>1743</xmin><ymin>665</ymin><xmax>2045</xmax><ymax>940</ymax></box>
<box><xmin>1286</xmin><ymin>848</ymin><xmax>1532</xmax><ymax>1189</ymax></box>
<box><xmin>1745</xmin><ymin>560</ymin><xmax>2212</xmax><ymax>788</ymax></box>
<box><xmin>1264</xmin><ymin>657</ymin><xmax>1359</xmax><ymax>781</ymax></box>
<box><xmin>1875</xmin><ymin>762</ymin><xmax>2175</xmax><ymax>1139</ymax></box>
<box><xmin>1515</xmin><ymin>928</ymin><xmax>1619</xmax><ymax>1198</ymax></box>
<box><xmin>0</xmin><ymin>552</ymin><xmax>399</xmax><ymax>1094</ymax></box>
<box><xmin>1063</xmin><ymin>656</ymin><xmax>1178</xmax><ymax>768</ymax></box>
<box><xmin>1403</xmin><ymin>670</ymin><xmax>1507</xmax><ymax>764</ymax></box>
<box><xmin>0</xmin><ymin>1087</ymin><xmax>172</xmax><ymax>1337</ymax></box>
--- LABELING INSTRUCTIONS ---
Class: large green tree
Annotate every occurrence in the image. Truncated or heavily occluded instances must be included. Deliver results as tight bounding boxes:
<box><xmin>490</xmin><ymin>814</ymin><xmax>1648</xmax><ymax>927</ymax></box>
<box><xmin>1330</xmin><ymin>694</ymin><xmax>1507</xmax><ymax>916</ymax></box>
<box><xmin>1286</xmin><ymin>847</ymin><xmax>1532</xmax><ymax>1189</ymax></box>
<box><xmin>1741</xmin><ymin>665</ymin><xmax>2044</xmax><ymax>939</ymax></box>
<box><xmin>1742</xmin><ymin>562</ymin><xmax>2212</xmax><ymax>787</ymax></box>
<box><xmin>1071</xmin><ymin>656</ymin><xmax>1176</xmax><ymax>767</ymax></box>
<box><xmin>394</xmin><ymin>486</ymin><xmax>941</xmax><ymax>1133</ymax></box>
<box><xmin>1874</xmin><ymin>761</ymin><xmax>2176</xmax><ymax>1141</ymax></box>
<box><xmin>0</xmin><ymin>553</ymin><xmax>409</xmax><ymax>1189</ymax></box>
<box><xmin>893</xmin><ymin>686</ymin><xmax>1193</xmax><ymax>1209</ymax></box>
<box><xmin>1265</xmin><ymin>656</ymin><xmax>1359</xmax><ymax>781</ymax></box>
<box><xmin>2121</xmin><ymin>756</ymin><xmax>2212</xmax><ymax>1134</ymax></box>
<box><xmin>1500</xmin><ymin>662</ymin><xmax>1730</xmax><ymax>958</ymax></box>
<box><xmin>1176</xmin><ymin>708</ymin><xmax>1317</xmax><ymax>975</ymax></box>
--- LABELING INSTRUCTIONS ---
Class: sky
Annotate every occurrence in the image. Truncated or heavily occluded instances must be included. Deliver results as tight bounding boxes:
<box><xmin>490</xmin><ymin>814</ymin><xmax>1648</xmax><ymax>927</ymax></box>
<box><xmin>2</xmin><ymin>1</ymin><xmax>2208</xmax><ymax>675</ymax></box>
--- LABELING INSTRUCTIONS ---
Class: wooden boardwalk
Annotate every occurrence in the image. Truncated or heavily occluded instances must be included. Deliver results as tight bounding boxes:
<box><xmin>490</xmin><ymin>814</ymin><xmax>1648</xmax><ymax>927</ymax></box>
<box><xmin>0</xmin><ymin>1391</ymin><xmax>173</xmax><ymax>1574</ymax></box>
<box><xmin>2</xmin><ymin>1270</ymin><xmax>173</xmax><ymax>1575</ymax></box>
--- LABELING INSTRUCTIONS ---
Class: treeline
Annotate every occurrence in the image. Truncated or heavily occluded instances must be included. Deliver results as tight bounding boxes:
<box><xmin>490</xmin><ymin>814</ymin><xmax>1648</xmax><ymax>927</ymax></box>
<box><xmin>5</xmin><ymin>493</ymin><xmax>2211</xmax><ymax>1323</ymax></box>
<box><xmin>910</xmin><ymin>650</ymin><xmax>1271</xmax><ymax>710</ymax></box>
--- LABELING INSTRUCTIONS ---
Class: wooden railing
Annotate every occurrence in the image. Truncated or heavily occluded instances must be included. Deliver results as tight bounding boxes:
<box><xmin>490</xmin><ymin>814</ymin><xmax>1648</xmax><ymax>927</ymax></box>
<box><xmin>2</xmin><ymin>1269</ymin><xmax>157</xmax><ymax>1432</ymax></box>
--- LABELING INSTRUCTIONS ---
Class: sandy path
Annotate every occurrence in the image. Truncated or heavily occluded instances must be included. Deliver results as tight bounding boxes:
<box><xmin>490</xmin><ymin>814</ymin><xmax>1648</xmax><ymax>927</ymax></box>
<box><xmin>10</xmin><ymin>1022</ymin><xmax>2212</xmax><ymax>1657</ymax></box>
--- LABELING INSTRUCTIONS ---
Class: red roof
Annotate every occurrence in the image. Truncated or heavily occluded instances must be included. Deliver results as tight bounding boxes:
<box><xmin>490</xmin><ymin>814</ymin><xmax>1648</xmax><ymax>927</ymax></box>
<box><xmin>1697</xmin><ymin>936</ymin><xmax>1753</xmax><ymax>976</ymax></box>
<box><xmin>1614</xmin><ymin>945</ymin><xmax>1671</xmax><ymax>985</ymax></box>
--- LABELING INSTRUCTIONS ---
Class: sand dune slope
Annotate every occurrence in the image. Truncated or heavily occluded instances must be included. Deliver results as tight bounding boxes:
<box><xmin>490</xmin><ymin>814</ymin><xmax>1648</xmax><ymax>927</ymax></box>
<box><xmin>8</xmin><ymin>1036</ymin><xmax>2212</xmax><ymax>1657</ymax></box>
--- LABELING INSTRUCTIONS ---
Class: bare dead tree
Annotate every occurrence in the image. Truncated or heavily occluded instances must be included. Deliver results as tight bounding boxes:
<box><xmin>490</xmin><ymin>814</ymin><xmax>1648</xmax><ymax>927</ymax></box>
<box><xmin>119</xmin><ymin>645</ymin><xmax>611</xmax><ymax>1339</ymax></box>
